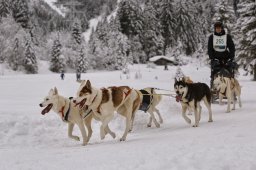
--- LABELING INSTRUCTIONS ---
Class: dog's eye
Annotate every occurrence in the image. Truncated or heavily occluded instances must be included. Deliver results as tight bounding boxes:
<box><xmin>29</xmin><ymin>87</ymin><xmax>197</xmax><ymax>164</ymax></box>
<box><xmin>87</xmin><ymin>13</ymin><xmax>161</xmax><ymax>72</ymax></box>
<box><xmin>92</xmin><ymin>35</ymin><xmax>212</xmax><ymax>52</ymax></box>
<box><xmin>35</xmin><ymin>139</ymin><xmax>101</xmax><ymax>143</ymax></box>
<box><xmin>45</xmin><ymin>98</ymin><xmax>49</xmax><ymax>101</ymax></box>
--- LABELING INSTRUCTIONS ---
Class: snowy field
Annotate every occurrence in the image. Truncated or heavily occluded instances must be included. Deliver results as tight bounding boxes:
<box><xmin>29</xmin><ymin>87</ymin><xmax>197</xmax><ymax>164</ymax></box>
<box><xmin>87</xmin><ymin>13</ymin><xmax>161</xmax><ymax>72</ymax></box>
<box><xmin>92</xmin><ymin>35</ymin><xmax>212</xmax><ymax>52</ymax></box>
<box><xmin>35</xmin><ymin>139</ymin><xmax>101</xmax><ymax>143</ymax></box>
<box><xmin>0</xmin><ymin>61</ymin><xmax>256</xmax><ymax>170</ymax></box>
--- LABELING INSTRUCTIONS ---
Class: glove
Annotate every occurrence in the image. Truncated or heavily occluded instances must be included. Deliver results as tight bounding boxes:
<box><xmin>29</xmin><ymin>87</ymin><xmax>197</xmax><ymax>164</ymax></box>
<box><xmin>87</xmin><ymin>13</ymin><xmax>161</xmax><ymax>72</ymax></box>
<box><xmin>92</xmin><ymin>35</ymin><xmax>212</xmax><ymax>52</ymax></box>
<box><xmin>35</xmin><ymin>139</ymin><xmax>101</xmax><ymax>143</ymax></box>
<box><xmin>227</xmin><ymin>58</ymin><xmax>233</xmax><ymax>63</ymax></box>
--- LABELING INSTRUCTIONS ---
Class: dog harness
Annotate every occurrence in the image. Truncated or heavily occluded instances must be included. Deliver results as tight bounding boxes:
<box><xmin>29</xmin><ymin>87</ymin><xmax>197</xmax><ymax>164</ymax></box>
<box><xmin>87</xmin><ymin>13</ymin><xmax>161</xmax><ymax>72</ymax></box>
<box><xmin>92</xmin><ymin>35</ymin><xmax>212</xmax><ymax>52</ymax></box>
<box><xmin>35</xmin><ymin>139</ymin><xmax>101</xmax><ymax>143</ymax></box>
<box><xmin>139</xmin><ymin>88</ymin><xmax>153</xmax><ymax>112</ymax></box>
<box><xmin>81</xmin><ymin>93</ymin><xmax>98</xmax><ymax>119</ymax></box>
<box><xmin>123</xmin><ymin>88</ymin><xmax>132</xmax><ymax>98</ymax></box>
<box><xmin>59</xmin><ymin>98</ymin><xmax>72</xmax><ymax>122</ymax></box>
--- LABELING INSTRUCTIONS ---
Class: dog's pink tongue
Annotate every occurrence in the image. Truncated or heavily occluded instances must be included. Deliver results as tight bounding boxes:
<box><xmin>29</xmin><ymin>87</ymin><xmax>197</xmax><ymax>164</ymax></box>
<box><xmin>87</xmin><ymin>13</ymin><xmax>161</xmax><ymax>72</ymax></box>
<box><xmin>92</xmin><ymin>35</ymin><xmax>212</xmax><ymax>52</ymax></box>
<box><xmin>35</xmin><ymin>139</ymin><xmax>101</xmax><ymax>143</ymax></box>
<box><xmin>41</xmin><ymin>104</ymin><xmax>52</xmax><ymax>115</ymax></box>
<box><xmin>176</xmin><ymin>95</ymin><xmax>182</xmax><ymax>102</ymax></box>
<box><xmin>41</xmin><ymin>109</ymin><xmax>48</xmax><ymax>115</ymax></box>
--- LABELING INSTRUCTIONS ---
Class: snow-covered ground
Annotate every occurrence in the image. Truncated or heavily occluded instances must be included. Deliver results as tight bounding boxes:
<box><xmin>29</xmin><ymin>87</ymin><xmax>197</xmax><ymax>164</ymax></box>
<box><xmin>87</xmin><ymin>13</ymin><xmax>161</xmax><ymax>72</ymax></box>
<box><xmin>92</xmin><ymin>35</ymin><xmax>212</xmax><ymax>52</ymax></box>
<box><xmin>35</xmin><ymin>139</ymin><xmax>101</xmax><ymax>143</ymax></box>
<box><xmin>0</xmin><ymin>61</ymin><xmax>256</xmax><ymax>170</ymax></box>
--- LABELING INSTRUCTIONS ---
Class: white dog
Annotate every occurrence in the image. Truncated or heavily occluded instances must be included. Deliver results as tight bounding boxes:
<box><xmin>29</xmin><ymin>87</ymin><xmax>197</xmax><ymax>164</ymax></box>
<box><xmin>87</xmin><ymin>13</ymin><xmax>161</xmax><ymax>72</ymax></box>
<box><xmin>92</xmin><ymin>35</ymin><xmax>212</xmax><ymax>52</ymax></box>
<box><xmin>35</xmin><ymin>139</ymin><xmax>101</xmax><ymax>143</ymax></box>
<box><xmin>213</xmin><ymin>75</ymin><xmax>242</xmax><ymax>112</ymax></box>
<box><xmin>131</xmin><ymin>88</ymin><xmax>163</xmax><ymax>129</ymax></box>
<box><xmin>73</xmin><ymin>80</ymin><xmax>141</xmax><ymax>141</ymax></box>
<box><xmin>39</xmin><ymin>87</ymin><xmax>88</xmax><ymax>146</ymax></box>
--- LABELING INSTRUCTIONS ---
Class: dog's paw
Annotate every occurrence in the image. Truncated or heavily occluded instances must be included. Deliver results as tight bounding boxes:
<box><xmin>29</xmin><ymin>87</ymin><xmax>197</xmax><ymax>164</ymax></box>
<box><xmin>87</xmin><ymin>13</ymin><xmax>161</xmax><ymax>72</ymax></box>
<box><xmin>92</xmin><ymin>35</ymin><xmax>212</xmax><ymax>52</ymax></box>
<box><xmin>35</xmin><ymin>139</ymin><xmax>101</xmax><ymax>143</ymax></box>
<box><xmin>120</xmin><ymin>138</ymin><xmax>126</xmax><ymax>142</ymax></box>
<box><xmin>155</xmin><ymin>123</ymin><xmax>160</xmax><ymax>128</ymax></box>
<box><xmin>226</xmin><ymin>110</ymin><xmax>231</xmax><ymax>113</ymax></box>
<box><xmin>73</xmin><ymin>136</ymin><xmax>80</xmax><ymax>141</ymax></box>
<box><xmin>82</xmin><ymin>142</ymin><xmax>87</xmax><ymax>146</ymax></box>
<box><xmin>208</xmin><ymin>119</ymin><xmax>213</xmax><ymax>122</ymax></box>
<box><xmin>186</xmin><ymin>119</ymin><xmax>191</xmax><ymax>124</ymax></box>
<box><xmin>192</xmin><ymin>124</ymin><xmax>198</xmax><ymax>127</ymax></box>
<box><xmin>110</xmin><ymin>133</ymin><xmax>116</xmax><ymax>139</ymax></box>
<box><xmin>147</xmin><ymin>124</ymin><xmax>152</xmax><ymax>127</ymax></box>
<box><xmin>100</xmin><ymin>135</ymin><xmax>105</xmax><ymax>140</ymax></box>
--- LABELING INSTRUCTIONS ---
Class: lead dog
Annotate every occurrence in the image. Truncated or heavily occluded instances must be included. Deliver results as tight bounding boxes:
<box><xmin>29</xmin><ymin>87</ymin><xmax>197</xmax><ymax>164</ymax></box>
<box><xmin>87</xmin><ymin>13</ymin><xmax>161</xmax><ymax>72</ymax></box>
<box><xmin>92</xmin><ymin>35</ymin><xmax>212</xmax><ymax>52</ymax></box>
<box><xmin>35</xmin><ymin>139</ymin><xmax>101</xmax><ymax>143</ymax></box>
<box><xmin>73</xmin><ymin>80</ymin><xmax>141</xmax><ymax>141</ymax></box>
<box><xmin>39</xmin><ymin>87</ymin><xmax>88</xmax><ymax>146</ymax></box>
<box><xmin>174</xmin><ymin>80</ymin><xmax>213</xmax><ymax>127</ymax></box>
<box><xmin>213</xmin><ymin>75</ymin><xmax>242</xmax><ymax>112</ymax></box>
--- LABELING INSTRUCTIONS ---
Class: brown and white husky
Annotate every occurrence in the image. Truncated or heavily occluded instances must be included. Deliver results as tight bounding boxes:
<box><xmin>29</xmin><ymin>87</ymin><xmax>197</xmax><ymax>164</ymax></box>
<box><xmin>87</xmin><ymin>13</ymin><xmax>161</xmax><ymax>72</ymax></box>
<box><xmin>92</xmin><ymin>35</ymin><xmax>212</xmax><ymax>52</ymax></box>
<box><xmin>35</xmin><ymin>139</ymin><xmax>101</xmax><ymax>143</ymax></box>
<box><xmin>73</xmin><ymin>80</ymin><xmax>141</xmax><ymax>141</ymax></box>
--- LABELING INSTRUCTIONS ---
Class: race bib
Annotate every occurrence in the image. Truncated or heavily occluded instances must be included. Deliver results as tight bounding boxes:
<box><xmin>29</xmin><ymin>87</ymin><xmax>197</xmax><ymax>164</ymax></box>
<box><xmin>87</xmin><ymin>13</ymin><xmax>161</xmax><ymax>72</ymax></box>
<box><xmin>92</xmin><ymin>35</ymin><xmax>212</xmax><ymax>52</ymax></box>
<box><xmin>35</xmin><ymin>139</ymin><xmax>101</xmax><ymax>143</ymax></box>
<box><xmin>213</xmin><ymin>34</ymin><xmax>227</xmax><ymax>52</ymax></box>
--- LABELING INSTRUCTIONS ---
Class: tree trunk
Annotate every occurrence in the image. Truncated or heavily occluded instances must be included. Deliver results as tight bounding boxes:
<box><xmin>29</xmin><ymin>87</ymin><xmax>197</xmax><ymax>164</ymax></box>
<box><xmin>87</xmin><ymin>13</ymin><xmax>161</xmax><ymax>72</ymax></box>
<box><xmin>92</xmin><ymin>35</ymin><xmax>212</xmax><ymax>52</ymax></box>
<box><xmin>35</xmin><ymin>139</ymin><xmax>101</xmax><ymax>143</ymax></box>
<box><xmin>254</xmin><ymin>64</ymin><xmax>256</xmax><ymax>81</ymax></box>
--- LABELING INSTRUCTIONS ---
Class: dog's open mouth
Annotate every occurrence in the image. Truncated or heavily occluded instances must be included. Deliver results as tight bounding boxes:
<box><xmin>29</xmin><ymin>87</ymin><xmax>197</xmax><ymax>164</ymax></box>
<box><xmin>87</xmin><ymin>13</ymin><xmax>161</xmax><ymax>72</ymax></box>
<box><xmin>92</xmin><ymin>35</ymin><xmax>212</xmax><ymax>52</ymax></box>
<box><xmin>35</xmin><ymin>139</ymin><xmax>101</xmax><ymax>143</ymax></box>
<box><xmin>41</xmin><ymin>104</ymin><xmax>53</xmax><ymax>115</ymax></box>
<box><xmin>75</xmin><ymin>98</ymin><xmax>87</xmax><ymax>109</ymax></box>
<box><xmin>175</xmin><ymin>94</ymin><xmax>183</xmax><ymax>102</ymax></box>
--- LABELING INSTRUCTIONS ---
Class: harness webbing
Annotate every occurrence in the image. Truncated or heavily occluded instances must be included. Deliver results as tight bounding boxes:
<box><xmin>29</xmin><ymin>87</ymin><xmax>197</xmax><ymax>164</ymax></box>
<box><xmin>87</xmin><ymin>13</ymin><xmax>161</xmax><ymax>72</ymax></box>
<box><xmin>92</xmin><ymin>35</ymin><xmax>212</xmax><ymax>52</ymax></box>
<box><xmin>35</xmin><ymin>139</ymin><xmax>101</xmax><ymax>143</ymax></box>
<box><xmin>63</xmin><ymin>101</ymin><xmax>71</xmax><ymax>122</ymax></box>
<box><xmin>59</xmin><ymin>98</ymin><xmax>71</xmax><ymax>122</ymax></box>
<box><xmin>139</xmin><ymin>88</ymin><xmax>154</xmax><ymax>112</ymax></box>
<box><xmin>82</xmin><ymin>109</ymin><xmax>93</xmax><ymax>119</ymax></box>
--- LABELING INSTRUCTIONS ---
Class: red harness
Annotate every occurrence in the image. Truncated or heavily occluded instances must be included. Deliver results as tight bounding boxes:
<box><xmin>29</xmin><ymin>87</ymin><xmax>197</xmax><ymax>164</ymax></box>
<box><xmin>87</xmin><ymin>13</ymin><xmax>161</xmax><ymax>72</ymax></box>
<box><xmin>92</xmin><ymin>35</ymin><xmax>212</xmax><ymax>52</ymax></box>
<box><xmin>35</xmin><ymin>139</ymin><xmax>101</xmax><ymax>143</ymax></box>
<box><xmin>123</xmin><ymin>88</ymin><xmax>132</xmax><ymax>98</ymax></box>
<box><xmin>59</xmin><ymin>106</ymin><xmax>65</xmax><ymax>120</ymax></box>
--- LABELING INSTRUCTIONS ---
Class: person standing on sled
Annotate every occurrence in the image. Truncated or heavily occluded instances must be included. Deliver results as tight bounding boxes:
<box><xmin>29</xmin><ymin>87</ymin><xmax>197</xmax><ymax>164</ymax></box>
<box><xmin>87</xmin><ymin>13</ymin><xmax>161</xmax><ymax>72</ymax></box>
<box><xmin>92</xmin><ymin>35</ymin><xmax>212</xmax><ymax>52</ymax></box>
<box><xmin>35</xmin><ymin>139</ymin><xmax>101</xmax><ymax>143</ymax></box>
<box><xmin>208</xmin><ymin>21</ymin><xmax>236</xmax><ymax>88</ymax></box>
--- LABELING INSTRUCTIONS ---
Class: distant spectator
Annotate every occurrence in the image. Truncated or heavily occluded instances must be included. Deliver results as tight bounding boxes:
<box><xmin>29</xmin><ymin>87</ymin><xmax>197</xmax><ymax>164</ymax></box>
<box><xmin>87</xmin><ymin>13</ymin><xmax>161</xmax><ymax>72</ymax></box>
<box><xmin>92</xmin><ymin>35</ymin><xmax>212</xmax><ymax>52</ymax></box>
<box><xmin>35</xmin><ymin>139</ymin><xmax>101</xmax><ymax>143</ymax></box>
<box><xmin>164</xmin><ymin>64</ymin><xmax>168</xmax><ymax>70</ymax></box>
<box><xmin>76</xmin><ymin>72</ymin><xmax>81</xmax><ymax>81</ymax></box>
<box><xmin>60</xmin><ymin>71</ymin><xmax>65</xmax><ymax>80</ymax></box>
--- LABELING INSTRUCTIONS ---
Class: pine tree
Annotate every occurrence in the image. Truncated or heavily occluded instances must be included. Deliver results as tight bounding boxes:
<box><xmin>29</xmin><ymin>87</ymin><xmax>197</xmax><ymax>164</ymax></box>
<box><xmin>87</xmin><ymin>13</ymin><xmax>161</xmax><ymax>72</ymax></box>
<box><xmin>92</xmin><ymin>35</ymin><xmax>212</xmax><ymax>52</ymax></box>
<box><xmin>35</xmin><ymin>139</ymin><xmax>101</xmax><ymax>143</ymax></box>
<box><xmin>159</xmin><ymin>0</ymin><xmax>177</xmax><ymax>55</ymax></box>
<box><xmin>0</xmin><ymin>0</ymin><xmax>10</xmax><ymax>19</ymax></box>
<box><xmin>76</xmin><ymin>48</ymin><xmax>89</xmax><ymax>73</ymax></box>
<box><xmin>117</xmin><ymin>0</ymin><xmax>143</xmax><ymax>38</ymax></box>
<box><xmin>212</xmin><ymin>0</ymin><xmax>236</xmax><ymax>34</ymax></box>
<box><xmin>175</xmin><ymin>1</ymin><xmax>200</xmax><ymax>55</ymax></box>
<box><xmin>175</xmin><ymin>66</ymin><xmax>185</xmax><ymax>81</ymax></box>
<box><xmin>80</xmin><ymin>13</ymin><xmax>89</xmax><ymax>32</ymax></box>
<box><xmin>142</xmin><ymin>1</ymin><xmax>164</xmax><ymax>59</ymax></box>
<box><xmin>130</xmin><ymin>35</ymin><xmax>146</xmax><ymax>63</ymax></box>
<box><xmin>236</xmin><ymin>0</ymin><xmax>256</xmax><ymax>80</ymax></box>
<box><xmin>233</xmin><ymin>0</ymin><xmax>240</xmax><ymax>17</ymax></box>
<box><xmin>72</xmin><ymin>21</ymin><xmax>82</xmax><ymax>46</ymax></box>
<box><xmin>204</xmin><ymin>0</ymin><xmax>216</xmax><ymax>33</ymax></box>
<box><xmin>50</xmin><ymin>38</ymin><xmax>65</xmax><ymax>73</ymax></box>
<box><xmin>9</xmin><ymin>38</ymin><xmax>20</xmax><ymax>71</ymax></box>
<box><xmin>104</xmin><ymin>28</ymin><xmax>130</xmax><ymax>70</ymax></box>
<box><xmin>95</xmin><ymin>17</ymin><xmax>108</xmax><ymax>44</ymax></box>
<box><xmin>12</xmin><ymin>0</ymin><xmax>30</xmax><ymax>29</ymax></box>
<box><xmin>23</xmin><ymin>38</ymin><xmax>38</xmax><ymax>74</ymax></box>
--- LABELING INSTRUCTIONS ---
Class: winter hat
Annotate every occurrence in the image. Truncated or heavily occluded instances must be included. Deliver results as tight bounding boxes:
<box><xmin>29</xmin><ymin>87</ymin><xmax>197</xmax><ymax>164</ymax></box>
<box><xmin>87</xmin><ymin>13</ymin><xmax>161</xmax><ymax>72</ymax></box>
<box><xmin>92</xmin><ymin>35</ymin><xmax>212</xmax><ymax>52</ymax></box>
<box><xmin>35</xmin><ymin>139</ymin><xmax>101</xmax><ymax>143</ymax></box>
<box><xmin>214</xmin><ymin>21</ymin><xmax>223</xmax><ymax>29</ymax></box>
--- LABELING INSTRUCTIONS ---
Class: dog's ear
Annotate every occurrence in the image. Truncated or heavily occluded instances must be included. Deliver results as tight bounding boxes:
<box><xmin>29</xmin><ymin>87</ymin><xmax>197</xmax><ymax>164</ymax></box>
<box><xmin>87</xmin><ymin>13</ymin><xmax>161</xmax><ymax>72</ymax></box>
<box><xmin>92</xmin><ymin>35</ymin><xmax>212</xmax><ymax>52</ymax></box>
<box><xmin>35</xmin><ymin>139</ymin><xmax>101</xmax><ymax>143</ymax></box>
<box><xmin>182</xmin><ymin>77</ymin><xmax>185</xmax><ymax>83</ymax></box>
<box><xmin>85</xmin><ymin>80</ymin><xmax>91</xmax><ymax>89</ymax></box>
<box><xmin>53</xmin><ymin>87</ymin><xmax>58</xmax><ymax>95</ymax></box>
<box><xmin>220</xmin><ymin>75</ymin><xmax>224</xmax><ymax>82</ymax></box>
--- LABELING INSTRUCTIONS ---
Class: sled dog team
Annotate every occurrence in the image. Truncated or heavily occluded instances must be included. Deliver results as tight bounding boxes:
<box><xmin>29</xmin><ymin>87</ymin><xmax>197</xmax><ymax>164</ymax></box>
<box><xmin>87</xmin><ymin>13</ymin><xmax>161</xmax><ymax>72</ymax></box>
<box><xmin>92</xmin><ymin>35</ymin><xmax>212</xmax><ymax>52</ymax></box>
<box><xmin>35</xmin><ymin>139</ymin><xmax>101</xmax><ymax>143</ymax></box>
<box><xmin>39</xmin><ymin>75</ymin><xmax>242</xmax><ymax>146</ymax></box>
<box><xmin>39</xmin><ymin>80</ymin><xmax>163</xmax><ymax>145</ymax></box>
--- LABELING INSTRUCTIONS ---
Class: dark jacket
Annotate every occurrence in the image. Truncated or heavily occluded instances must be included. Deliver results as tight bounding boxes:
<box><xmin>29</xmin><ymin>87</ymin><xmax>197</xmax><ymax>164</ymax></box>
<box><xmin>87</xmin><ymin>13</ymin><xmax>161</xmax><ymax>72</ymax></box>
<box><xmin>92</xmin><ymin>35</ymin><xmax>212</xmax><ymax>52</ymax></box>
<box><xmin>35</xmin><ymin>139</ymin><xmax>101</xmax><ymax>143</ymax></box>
<box><xmin>208</xmin><ymin>29</ymin><xmax>235</xmax><ymax>62</ymax></box>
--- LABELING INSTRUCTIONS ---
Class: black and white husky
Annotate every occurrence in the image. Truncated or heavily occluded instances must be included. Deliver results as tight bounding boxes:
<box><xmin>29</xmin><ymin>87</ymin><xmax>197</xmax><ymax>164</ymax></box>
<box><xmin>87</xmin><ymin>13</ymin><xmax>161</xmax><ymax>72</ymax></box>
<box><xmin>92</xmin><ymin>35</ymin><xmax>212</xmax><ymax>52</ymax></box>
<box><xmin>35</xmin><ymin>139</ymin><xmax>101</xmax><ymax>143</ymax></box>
<box><xmin>174</xmin><ymin>80</ymin><xmax>213</xmax><ymax>127</ymax></box>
